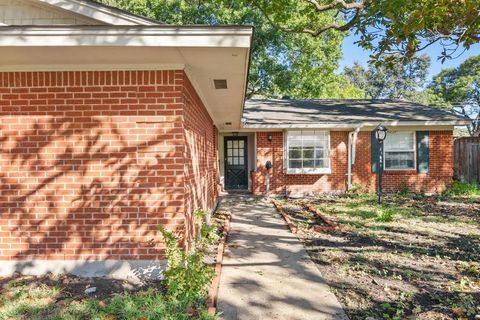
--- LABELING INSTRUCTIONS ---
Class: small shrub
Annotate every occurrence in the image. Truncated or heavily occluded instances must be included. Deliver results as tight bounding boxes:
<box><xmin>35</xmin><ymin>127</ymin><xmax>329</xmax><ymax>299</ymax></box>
<box><xmin>346</xmin><ymin>183</ymin><xmax>366</xmax><ymax>196</ymax></box>
<box><xmin>398</xmin><ymin>184</ymin><xmax>412</xmax><ymax>197</ymax></box>
<box><xmin>443</xmin><ymin>181</ymin><xmax>480</xmax><ymax>197</ymax></box>
<box><xmin>376</xmin><ymin>206</ymin><xmax>396</xmax><ymax>222</ymax></box>
<box><xmin>158</xmin><ymin>209</ymin><xmax>217</xmax><ymax>306</ymax></box>
<box><xmin>456</xmin><ymin>261</ymin><xmax>480</xmax><ymax>277</ymax></box>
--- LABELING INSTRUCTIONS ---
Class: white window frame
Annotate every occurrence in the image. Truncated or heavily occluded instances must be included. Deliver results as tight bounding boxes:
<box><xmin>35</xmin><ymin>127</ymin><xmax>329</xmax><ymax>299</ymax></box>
<box><xmin>285</xmin><ymin>130</ymin><xmax>331</xmax><ymax>174</ymax></box>
<box><xmin>384</xmin><ymin>131</ymin><xmax>417</xmax><ymax>171</ymax></box>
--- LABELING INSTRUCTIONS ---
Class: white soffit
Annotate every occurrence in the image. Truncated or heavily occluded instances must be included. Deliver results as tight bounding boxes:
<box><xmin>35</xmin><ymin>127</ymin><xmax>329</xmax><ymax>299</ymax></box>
<box><xmin>0</xmin><ymin>26</ymin><xmax>254</xmax><ymax>130</ymax></box>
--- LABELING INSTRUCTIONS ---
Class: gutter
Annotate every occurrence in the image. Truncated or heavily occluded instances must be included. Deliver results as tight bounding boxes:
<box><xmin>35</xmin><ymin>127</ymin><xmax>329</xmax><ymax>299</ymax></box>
<box><xmin>242</xmin><ymin>119</ymin><xmax>471</xmax><ymax>129</ymax></box>
<box><xmin>347</xmin><ymin>127</ymin><xmax>361</xmax><ymax>190</ymax></box>
<box><xmin>0</xmin><ymin>25</ymin><xmax>254</xmax><ymax>48</ymax></box>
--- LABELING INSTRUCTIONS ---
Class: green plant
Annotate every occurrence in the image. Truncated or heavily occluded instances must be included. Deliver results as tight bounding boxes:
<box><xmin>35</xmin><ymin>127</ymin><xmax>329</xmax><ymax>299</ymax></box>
<box><xmin>381</xmin><ymin>291</ymin><xmax>414</xmax><ymax>320</ymax></box>
<box><xmin>158</xmin><ymin>209</ymin><xmax>218</xmax><ymax>306</ymax></box>
<box><xmin>376</xmin><ymin>206</ymin><xmax>396</xmax><ymax>222</ymax></box>
<box><xmin>398</xmin><ymin>184</ymin><xmax>412</xmax><ymax>197</ymax></box>
<box><xmin>442</xmin><ymin>181</ymin><xmax>480</xmax><ymax>198</ymax></box>
<box><xmin>346</xmin><ymin>183</ymin><xmax>366</xmax><ymax>196</ymax></box>
<box><xmin>456</xmin><ymin>261</ymin><xmax>480</xmax><ymax>277</ymax></box>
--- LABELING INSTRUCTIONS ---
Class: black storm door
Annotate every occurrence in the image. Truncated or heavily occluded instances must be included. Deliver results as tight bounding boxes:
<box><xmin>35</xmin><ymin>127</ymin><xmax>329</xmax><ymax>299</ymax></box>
<box><xmin>224</xmin><ymin>137</ymin><xmax>248</xmax><ymax>190</ymax></box>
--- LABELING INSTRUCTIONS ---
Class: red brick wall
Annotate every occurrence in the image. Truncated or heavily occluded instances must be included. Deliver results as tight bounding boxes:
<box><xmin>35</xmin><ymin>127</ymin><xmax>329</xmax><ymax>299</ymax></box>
<box><xmin>0</xmin><ymin>70</ymin><xmax>218</xmax><ymax>262</ymax></box>
<box><xmin>252</xmin><ymin>130</ymin><xmax>453</xmax><ymax>195</ymax></box>
<box><xmin>252</xmin><ymin>131</ymin><xmax>348</xmax><ymax>195</ymax></box>
<box><xmin>353</xmin><ymin>131</ymin><xmax>454</xmax><ymax>193</ymax></box>
<box><xmin>181</xmin><ymin>73</ymin><xmax>218</xmax><ymax>245</ymax></box>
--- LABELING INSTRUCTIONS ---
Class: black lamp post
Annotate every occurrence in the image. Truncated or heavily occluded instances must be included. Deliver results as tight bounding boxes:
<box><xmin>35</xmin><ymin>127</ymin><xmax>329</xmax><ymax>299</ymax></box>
<box><xmin>375</xmin><ymin>124</ymin><xmax>388</xmax><ymax>204</ymax></box>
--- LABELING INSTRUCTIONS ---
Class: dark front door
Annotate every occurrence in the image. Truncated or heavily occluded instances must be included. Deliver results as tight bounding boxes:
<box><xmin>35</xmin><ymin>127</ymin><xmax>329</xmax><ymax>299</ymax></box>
<box><xmin>224</xmin><ymin>136</ymin><xmax>248</xmax><ymax>190</ymax></box>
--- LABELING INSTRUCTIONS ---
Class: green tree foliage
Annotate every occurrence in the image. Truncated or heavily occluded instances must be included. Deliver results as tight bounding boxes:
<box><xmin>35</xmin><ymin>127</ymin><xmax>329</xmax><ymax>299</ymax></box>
<box><xmin>343</xmin><ymin>54</ymin><xmax>431</xmax><ymax>99</ymax></box>
<box><xmin>429</xmin><ymin>55</ymin><xmax>480</xmax><ymax>136</ymax></box>
<box><xmin>100</xmin><ymin>0</ymin><xmax>363</xmax><ymax>99</ymax></box>
<box><xmin>249</xmin><ymin>0</ymin><xmax>479</xmax><ymax>64</ymax></box>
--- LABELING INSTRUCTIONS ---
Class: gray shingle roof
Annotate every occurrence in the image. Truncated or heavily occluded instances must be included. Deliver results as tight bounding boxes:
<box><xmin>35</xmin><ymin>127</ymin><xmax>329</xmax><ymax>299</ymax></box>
<box><xmin>242</xmin><ymin>99</ymin><xmax>468</xmax><ymax>128</ymax></box>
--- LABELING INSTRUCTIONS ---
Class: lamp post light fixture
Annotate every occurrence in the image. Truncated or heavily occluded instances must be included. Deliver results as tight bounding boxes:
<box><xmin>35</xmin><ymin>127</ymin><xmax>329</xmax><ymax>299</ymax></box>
<box><xmin>375</xmin><ymin>124</ymin><xmax>388</xmax><ymax>204</ymax></box>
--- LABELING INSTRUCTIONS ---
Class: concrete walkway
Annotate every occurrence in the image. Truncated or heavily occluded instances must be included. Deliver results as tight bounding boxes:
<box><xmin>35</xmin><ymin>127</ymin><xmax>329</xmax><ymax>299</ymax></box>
<box><xmin>217</xmin><ymin>196</ymin><xmax>347</xmax><ymax>320</ymax></box>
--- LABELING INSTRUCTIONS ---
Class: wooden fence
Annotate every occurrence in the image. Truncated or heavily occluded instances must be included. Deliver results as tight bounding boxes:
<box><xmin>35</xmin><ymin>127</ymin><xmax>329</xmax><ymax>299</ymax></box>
<box><xmin>454</xmin><ymin>137</ymin><xmax>480</xmax><ymax>184</ymax></box>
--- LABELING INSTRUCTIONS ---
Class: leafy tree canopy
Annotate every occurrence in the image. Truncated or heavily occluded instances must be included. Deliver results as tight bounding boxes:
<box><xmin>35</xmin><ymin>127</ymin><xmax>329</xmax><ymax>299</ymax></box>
<box><xmin>343</xmin><ymin>54</ymin><xmax>430</xmax><ymax>99</ymax></box>
<box><xmin>100</xmin><ymin>0</ymin><xmax>363</xmax><ymax>99</ymax></box>
<box><xmin>429</xmin><ymin>54</ymin><xmax>480</xmax><ymax>136</ymax></box>
<box><xmin>249</xmin><ymin>0</ymin><xmax>479</xmax><ymax>64</ymax></box>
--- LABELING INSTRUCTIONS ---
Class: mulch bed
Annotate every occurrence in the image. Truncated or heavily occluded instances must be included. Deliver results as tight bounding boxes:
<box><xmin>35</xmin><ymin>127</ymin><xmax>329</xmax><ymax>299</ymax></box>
<box><xmin>0</xmin><ymin>207</ymin><xmax>233</xmax><ymax>315</ymax></box>
<box><xmin>273</xmin><ymin>195</ymin><xmax>480</xmax><ymax>320</ymax></box>
<box><xmin>0</xmin><ymin>273</ymin><xmax>163</xmax><ymax>302</ymax></box>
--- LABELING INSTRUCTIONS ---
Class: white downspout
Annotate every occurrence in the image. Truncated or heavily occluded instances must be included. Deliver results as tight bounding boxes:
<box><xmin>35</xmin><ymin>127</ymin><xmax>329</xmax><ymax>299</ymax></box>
<box><xmin>348</xmin><ymin>126</ymin><xmax>361</xmax><ymax>190</ymax></box>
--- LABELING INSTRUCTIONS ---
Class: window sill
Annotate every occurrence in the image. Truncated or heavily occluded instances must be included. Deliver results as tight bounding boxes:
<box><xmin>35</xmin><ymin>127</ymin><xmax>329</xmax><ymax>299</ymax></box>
<box><xmin>286</xmin><ymin>169</ymin><xmax>332</xmax><ymax>175</ymax></box>
<box><xmin>384</xmin><ymin>169</ymin><xmax>417</xmax><ymax>174</ymax></box>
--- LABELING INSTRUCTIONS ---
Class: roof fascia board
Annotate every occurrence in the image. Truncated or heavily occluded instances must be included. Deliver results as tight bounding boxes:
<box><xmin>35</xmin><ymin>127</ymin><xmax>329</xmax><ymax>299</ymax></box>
<box><xmin>242</xmin><ymin>120</ymin><xmax>470</xmax><ymax>129</ymax></box>
<box><xmin>0</xmin><ymin>26</ymin><xmax>254</xmax><ymax>48</ymax></box>
<box><xmin>36</xmin><ymin>0</ymin><xmax>159</xmax><ymax>25</ymax></box>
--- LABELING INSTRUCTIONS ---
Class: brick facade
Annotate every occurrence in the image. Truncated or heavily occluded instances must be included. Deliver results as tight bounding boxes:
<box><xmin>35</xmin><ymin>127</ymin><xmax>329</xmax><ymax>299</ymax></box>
<box><xmin>0</xmin><ymin>70</ymin><xmax>218</xmax><ymax>263</ymax></box>
<box><xmin>252</xmin><ymin>130</ymin><xmax>453</xmax><ymax>195</ymax></box>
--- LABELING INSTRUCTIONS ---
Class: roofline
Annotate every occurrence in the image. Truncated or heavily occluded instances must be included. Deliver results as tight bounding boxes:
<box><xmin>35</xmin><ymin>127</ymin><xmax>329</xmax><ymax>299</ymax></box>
<box><xmin>36</xmin><ymin>0</ymin><xmax>161</xmax><ymax>25</ymax></box>
<box><xmin>0</xmin><ymin>25</ymin><xmax>254</xmax><ymax>48</ymax></box>
<box><xmin>242</xmin><ymin>120</ymin><xmax>471</xmax><ymax>129</ymax></box>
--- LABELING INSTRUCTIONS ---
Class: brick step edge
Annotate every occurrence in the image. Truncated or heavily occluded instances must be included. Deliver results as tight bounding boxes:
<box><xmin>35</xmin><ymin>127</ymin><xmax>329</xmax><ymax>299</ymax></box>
<box><xmin>300</xmin><ymin>202</ymin><xmax>341</xmax><ymax>231</ymax></box>
<box><xmin>272</xmin><ymin>199</ymin><xmax>298</xmax><ymax>234</ymax></box>
<box><xmin>206</xmin><ymin>212</ymin><xmax>232</xmax><ymax>316</ymax></box>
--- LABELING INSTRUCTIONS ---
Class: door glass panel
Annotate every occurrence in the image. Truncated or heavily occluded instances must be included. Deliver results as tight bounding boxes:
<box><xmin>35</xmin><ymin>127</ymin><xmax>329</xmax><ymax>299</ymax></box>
<box><xmin>225</xmin><ymin>138</ymin><xmax>248</xmax><ymax>189</ymax></box>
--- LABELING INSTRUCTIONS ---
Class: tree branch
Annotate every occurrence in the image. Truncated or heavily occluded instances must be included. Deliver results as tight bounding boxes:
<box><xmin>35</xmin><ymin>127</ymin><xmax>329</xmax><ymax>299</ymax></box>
<box><xmin>304</xmin><ymin>0</ymin><xmax>368</xmax><ymax>11</ymax></box>
<box><xmin>252</xmin><ymin>0</ymin><xmax>372</xmax><ymax>37</ymax></box>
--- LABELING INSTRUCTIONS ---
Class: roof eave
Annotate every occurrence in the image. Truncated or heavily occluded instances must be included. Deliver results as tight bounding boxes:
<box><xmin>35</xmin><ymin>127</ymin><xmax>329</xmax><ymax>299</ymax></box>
<box><xmin>0</xmin><ymin>25</ymin><xmax>254</xmax><ymax>48</ymax></box>
<box><xmin>36</xmin><ymin>0</ymin><xmax>161</xmax><ymax>25</ymax></box>
<box><xmin>242</xmin><ymin>119</ymin><xmax>471</xmax><ymax>129</ymax></box>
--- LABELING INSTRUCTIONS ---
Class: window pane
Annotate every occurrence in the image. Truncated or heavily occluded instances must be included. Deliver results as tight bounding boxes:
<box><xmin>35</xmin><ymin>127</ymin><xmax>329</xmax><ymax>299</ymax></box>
<box><xmin>303</xmin><ymin>160</ymin><xmax>314</xmax><ymax>168</ymax></box>
<box><xmin>314</xmin><ymin>148</ymin><xmax>326</xmax><ymax>159</ymax></box>
<box><xmin>239</xmin><ymin>157</ymin><xmax>244</xmax><ymax>165</ymax></box>
<box><xmin>289</xmin><ymin>136</ymin><xmax>303</xmax><ymax>147</ymax></box>
<box><xmin>227</xmin><ymin>149</ymin><xmax>232</xmax><ymax>156</ymax></box>
<box><xmin>289</xmin><ymin>160</ymin><xmax>302</xmax><ymax>168</ymax></box>
<box><xmin>233</xmin><ymin>149</ymin><xmax>238</xmax><ymax>156</ymax></box>
<box><xmin>385</xmin><ymin>151</ymin><xmax>415</xmax><ymax>169</ymax></box>
<box><xmin>315</xmin><ymin>159</ymin><xmax>326</xmax><ymax>168</ymax></box>
<box><xmin>289</xmin><ymin>148</ymin><xmax>302</xmax><ymax>159</ymax></box>
<box><xmin>302</xmin><ymin>148</ymin><xmax>314</xmax><ymax>159</ymax></box>
<box><xmin>239</xmin><ymin>149</ymin><xmax>244</xmax><ymax>157</ymax></box>
<box><xmin>238</xmin><ymin>140</ymin><xmax>244</xmax><ymax>148</ymax></box>
<box><xmin>233</xmin><ymin>140</ymin><xmax>238</xmax><ymax>148</ymax></box>
<box><xmin>385</xmin><ymin>132</ymin><xmax>414</xmax><ymax>151</ymax></box>
<box><xmin>302</xmin><ymin>136</ymin><xmax>316</xmax><ymax>147</ymax></box>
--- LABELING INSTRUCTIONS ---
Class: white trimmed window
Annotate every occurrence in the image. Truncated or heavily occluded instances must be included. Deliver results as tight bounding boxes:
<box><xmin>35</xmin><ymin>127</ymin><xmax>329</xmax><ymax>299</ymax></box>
<box><xmin>286</xmin><ymin>131</ymin><xmax>330</xmax><ymax>174</ymax></box>
<box><xmin>384</xmin><ymin>131</ymin><xmax>416</xmax><ymax>170</ymax></box>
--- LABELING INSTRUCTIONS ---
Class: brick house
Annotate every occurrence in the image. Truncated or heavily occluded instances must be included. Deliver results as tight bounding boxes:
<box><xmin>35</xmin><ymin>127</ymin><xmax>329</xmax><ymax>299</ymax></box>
<box><xmin>0</xmin><ymin>0</ymin><xmax>468</xmax><ymax>279</ymax></box>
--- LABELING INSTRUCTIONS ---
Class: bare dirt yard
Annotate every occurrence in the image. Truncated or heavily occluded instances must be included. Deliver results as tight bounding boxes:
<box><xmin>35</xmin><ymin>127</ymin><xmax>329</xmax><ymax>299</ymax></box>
<box><xmin>275</xmin><ymin>186</ymin><xmax>480</xmax><ymax>320</ymax></box>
